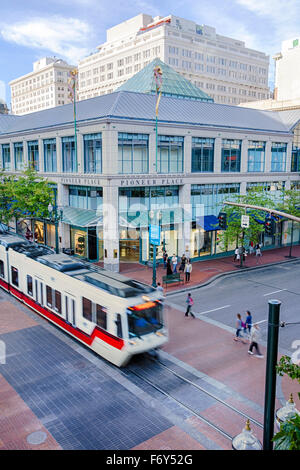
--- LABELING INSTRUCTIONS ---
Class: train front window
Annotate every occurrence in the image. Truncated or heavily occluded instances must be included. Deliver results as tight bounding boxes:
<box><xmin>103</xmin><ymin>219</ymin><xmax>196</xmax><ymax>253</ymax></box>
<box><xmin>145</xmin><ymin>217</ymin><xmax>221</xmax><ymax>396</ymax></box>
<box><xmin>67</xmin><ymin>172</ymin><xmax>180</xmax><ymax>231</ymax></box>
<box><xmin>127</xmin><ymin>301</ymin><xmax>163</xmax><ymax>337</ymax></box>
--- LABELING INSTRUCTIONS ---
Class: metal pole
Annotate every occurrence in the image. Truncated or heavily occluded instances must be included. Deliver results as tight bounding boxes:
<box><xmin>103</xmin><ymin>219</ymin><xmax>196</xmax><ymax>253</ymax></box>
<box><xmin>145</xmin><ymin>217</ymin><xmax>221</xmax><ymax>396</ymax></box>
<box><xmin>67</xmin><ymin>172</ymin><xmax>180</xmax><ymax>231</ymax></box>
<box><xmin>54</xmin><ymin>188</ymin><xmax>59</xmax><ymax>254</ymax></box>
<box><xmin>289</xmin><ymin>220</ymin><xmax>294</xmax><ymax>258</ymax></box>
<box><xmin>155</xmin><ymin>116</ymin><xmax>158</xmax><ymax>173</ymax></box>
<box><xmin>263</xmin><ymin>299</ymin><xmax>281</xmax><ymax>450</ymax></box>
<box><xmin>152</xmin><ymin>244</ymin><xmax>157</xmax><ymax>288</ymax></box>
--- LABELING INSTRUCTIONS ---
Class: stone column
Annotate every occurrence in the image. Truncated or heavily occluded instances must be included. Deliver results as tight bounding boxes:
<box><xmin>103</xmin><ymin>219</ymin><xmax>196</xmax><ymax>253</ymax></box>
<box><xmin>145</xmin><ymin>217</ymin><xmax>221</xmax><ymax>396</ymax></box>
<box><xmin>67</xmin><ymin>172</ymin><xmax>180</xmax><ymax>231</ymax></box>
<box><xmin>23</xmin><ymin>140</ymin><xmax>28</xmax><ymax>170</ymax></box>
<box><xmin>103</xmin><ymin>184</ymin><xmax>119</xmax><ymax>272</ymax></box>
<box><xmin>240</xmin><ymin>139</ymin><xmax>248</xmax><ymax>173</ymax></box>
<box><xmin>102</xmin><ymin>127</ymin><xmax>118</xmax><ymax>175</ymax></box>
<box><xmin>38</xmin><ymin>138</ymin><xmax>44</xmax><ymax>173</ymax></box>
<box><xmin>56</xmin><ymin>136</ymin><xmax>63</xmax><ymax>173</ymax></box>
<box><xmin>265</xmin><ymin>141</ymin><xmax>272</xmax><ymax>172</ymax></box>
<box><xmin>286</xmin><ymin>141</ymin><xmax>292</xmax><ymax>173</ymax></box>
<box><xmin>77</xmin><ymin>133</ymin><xmax>84</xmax><ymax>174</ymax></box>
<box><xmin>184</xmin><ymin>135</ymin><xmax>192</xmax><ymax>174</ymax></box>
<box><xmin>214</xmin><ymin>137</ymin><xmax>222</xmax><ymax>173</ymax></box>
<box><xmin>178</xmin><ymin>183</ymin><xmax>192</xmax><ymax>258</ymax></box>
<box><xmin>10</xmin><ymin>142</ymin><xmax>15</xmax><ymax>171</ymax></box>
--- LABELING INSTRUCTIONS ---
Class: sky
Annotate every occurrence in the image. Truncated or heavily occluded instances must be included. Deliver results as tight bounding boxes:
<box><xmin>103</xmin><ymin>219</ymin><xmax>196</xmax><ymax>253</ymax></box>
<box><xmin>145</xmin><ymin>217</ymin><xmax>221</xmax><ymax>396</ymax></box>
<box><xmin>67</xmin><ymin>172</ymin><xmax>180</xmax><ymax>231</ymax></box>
<box><xmin>0</xmin><ymin>0</ymin><xmax>299</xmax><ymax>107</ymax></box>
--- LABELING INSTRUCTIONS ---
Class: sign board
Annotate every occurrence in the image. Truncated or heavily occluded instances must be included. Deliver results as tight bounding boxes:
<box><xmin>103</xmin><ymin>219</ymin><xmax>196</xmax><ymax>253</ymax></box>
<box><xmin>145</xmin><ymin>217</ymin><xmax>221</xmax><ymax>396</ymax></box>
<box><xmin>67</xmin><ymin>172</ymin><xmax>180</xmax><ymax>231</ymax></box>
<box><xmin>149</xmin><ymin>224</ymin><xmax>161</xmax><ymax>246</ymax></box>
<box><xmin>241</xmin><ymin>215</ymin><xmax>249</xmax><ymax>228</ymax></box>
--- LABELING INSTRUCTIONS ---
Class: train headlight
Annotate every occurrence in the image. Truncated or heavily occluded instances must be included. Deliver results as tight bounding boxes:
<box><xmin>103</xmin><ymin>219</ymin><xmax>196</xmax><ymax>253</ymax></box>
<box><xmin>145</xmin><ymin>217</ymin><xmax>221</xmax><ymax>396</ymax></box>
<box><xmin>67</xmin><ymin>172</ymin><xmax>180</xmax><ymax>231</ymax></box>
<box><xmin>156</xmin><ymin>331</ymin><xmax>164</xmax><ymax>337</ymax></box>
<box><xmin>129</xmin><ymin>340</ymin><xmax>137</xmax><ymax>345</ymax></box>
<box><xmin>142</xmin><ymin>295</ymin><xmax>150</xmax><ymax>302</ymax></box>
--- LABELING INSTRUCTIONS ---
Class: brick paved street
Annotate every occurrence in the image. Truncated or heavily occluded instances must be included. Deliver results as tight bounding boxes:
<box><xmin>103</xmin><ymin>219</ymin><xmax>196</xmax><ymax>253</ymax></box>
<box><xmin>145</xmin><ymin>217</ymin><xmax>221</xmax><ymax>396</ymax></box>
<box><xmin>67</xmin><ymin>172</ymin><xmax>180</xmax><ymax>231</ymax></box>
<box><xmin>0</xmin><ymin>246</ymin><xmax>299</xmax><ymax>450</ymax></box>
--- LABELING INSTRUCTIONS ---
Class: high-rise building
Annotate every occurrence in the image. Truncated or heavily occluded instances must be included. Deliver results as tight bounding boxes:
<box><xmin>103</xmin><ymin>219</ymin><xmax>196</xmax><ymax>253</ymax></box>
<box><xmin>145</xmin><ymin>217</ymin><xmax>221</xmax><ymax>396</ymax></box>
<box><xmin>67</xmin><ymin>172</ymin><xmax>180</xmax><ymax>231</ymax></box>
<box><xmin>0</xmin><ymin>99</ymin><xmax>9</xmax><ymax>114</ymax></box>
<box><xmin>10</xmin><ymin>57</ymin><xmax>76</xmax><ymax>115</ymax></box>
<box><xmin>273</xmin><ymin>38</ymin><xmax>300</xmax><ymax>102</ymax></box>
<box><xmin>78</xmin><ymin>13</ymin><xmax>270</xmax><ymax>105</ymax></box>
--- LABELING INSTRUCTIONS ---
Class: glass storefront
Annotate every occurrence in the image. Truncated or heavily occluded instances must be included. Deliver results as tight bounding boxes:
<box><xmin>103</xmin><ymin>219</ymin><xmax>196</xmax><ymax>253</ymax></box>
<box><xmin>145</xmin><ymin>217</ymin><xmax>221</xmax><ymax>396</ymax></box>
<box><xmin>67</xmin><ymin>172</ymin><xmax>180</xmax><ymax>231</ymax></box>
<box><xmin>71</xmin><ymin>228</ymin><xmax>87</xmax><ymax>258</ymax></box>
<box><xmin>34</xmin><ymin>221</ymin><xmax>45</xmax><ymax>244</ymax></box>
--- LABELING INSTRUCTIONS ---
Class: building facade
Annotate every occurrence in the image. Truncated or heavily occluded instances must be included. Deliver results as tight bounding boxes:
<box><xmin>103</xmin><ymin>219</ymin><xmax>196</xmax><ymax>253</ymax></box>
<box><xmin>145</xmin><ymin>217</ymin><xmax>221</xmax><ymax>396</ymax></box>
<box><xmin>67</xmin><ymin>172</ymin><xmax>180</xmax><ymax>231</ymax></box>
<box><xmin>0</xmin><ymin>91</ymin><xmax>299</xmax><ymax>272</ymax></box>
<box><xmin>10</xmin><ymin>57</ymin><xmax>76</xmax><ymax>115</ymax></box>
<box><xmin>273</xmin><ymin>37</ymin><xmax>300</xmax><ymax>102</ymax></box>
<box><xmin>78</xmin><ymin>13</ymin><xmax>270</xmax><ymax>106</ymax></box>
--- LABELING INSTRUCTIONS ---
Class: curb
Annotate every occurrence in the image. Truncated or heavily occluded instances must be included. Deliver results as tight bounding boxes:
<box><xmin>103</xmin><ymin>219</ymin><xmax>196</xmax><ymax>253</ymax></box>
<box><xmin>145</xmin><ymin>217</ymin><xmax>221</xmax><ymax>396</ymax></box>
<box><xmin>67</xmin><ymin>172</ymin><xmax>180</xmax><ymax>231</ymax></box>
<box><xmin>165</xmin><ymin>256</ymin><xmax>300</xmax><ymax>296</ymax></box>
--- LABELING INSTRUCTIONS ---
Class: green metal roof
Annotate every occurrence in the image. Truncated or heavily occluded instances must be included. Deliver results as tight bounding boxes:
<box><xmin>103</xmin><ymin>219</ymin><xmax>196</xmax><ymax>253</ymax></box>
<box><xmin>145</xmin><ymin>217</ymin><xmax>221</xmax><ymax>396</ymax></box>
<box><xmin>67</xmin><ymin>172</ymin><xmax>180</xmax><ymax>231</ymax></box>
<box><xmin>116</xmin><ymin>58</ymin><xmax>213</xmax><ymax>102</ymax></box>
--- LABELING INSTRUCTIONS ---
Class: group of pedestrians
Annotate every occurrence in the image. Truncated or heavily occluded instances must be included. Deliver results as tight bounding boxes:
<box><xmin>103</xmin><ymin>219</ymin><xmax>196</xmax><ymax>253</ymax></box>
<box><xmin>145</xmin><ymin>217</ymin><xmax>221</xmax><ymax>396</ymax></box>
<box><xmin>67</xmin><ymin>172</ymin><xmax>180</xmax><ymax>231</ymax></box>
<box><xmin>163</xmin><ymin>251</ymin><xmax>193</xmax><ymax>283</ymax></box>
<box><xmin>233</xmin><ymin>242</ymin><xmax>263</xmax><ymax>265</ymax></box>
<box><xmin>234</xmin><ymin>311</ymin><xmax>264</xmax><ymax>358</ymax></box>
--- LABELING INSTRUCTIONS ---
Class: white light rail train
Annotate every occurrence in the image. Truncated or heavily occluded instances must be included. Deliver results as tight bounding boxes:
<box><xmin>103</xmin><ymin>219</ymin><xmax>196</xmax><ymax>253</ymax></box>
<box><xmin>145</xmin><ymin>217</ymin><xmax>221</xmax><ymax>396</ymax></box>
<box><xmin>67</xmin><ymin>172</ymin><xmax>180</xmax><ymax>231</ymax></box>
<box><xmin>0</xmin><ymin>229</ymin><xmax>168</xmax><ymax>367</ymax></box>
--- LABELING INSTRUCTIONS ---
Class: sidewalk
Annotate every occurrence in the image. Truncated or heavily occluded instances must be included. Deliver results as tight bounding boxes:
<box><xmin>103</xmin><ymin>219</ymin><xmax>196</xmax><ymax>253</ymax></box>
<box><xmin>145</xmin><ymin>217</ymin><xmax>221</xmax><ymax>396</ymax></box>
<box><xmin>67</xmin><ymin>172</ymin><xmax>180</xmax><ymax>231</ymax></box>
<box><xmin>119</xmin><ymin>245</ymin><xmax>300</xmax><ymax>293</ymax></box>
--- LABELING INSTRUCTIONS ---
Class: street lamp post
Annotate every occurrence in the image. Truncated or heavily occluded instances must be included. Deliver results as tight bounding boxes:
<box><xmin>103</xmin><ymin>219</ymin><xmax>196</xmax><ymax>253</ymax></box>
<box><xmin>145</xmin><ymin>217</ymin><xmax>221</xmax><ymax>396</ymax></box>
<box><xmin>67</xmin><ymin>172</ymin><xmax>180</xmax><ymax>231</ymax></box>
<box><xmin>48</xmin><ymin>188</ymin><xmax>62</xmax><ymax>254</ymax></box>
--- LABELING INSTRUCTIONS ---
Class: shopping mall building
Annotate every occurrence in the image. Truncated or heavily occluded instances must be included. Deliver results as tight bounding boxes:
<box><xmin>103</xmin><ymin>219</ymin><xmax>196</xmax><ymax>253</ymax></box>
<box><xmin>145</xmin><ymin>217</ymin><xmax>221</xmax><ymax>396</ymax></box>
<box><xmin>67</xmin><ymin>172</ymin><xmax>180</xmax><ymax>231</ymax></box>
<box><xmin>0</xmin><ymin>61</ymin><xmax>299</xmax><ymax>272</ymax></box>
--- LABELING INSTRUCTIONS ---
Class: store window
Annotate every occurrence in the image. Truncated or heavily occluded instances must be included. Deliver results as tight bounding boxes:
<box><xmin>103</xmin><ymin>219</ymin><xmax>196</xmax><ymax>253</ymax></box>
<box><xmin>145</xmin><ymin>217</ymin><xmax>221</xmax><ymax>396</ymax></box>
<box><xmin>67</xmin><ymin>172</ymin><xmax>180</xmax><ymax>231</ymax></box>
<box><xmin>34</xmin><ymin>221</ymin><xmax>45</xmax><ymax>244</ymax></box>
<box><xmin>271</xmin><ymin>143</ymin><xmax>287</xmax><ymax>172</ymax></box>
<box><xmin>83</xmin><ymin>133</ymin><xmax>102</xmax><ymax>173</ymax></box>
<box><xmin>221</xmin><ymin>139</ymin><xmax>241</xmax><ymax>172</ymax></box>
<box><xmin>44</xmin><ymin>138</ymin><xmax>57</xmax><ymax>172</ymax></box>
<box><xmin>118</xmin><ymin>133</ymin><xmax>149</xmax><ymax>174</ymax></box>
<box><xmin>191</xmin><ymin>183</ymin><xmax>240</xmax><ymax>219</ymax></box>
<box><xmin>62</xmin><ymin>136</ymin><xmax>77</xmax><ymax>173</ymax></box>
<box><xmin>71</xmin><ymin>228</ymin><xmax>87</xmax><ymax>257</ymax></box>
<box><xmin>27</xmin><ymin>140</ymin><xmax>39</xmax><ymax>171</ymax></box>
<box><xmin>192</xmin><ymin>137</ymin><xmax>214</xmax><ymax>172</ymax></box>
<box><xmin>14</xmin><ymin>142</ymin><xmax>23</xmax><ymax>171</ymax></box>
<box><xmin>247</xmin><ymin>141</ymin><xmax>265</xmax><ymax>172</ymax></box>
<box><xmin>157</xmin><ymin>135</ymin><xmax>184</xmax><ymax>173</ymax></box>
<box><xmin>1</xmin><ymin>144</ymin><xmax>11</xmax><ymax>170</ymax></box>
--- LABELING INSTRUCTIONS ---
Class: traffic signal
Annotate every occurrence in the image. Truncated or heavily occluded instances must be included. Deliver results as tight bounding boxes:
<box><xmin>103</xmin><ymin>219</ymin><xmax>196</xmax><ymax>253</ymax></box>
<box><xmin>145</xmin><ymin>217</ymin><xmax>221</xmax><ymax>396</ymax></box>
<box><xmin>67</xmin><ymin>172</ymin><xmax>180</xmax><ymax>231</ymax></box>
<box><xmin>218</xmin><ymin>212</ymin><xmax>227</xmax><ymax>229</ymax></box>
<box><xmin>149</xmin><ymin>245</ymin><xmax>158</xmax><ymax>259</ymax></box>
<box><xmin>265</xmin><ymin>218</ymin><xmax>274</xmax><ymax>235</ymax></box>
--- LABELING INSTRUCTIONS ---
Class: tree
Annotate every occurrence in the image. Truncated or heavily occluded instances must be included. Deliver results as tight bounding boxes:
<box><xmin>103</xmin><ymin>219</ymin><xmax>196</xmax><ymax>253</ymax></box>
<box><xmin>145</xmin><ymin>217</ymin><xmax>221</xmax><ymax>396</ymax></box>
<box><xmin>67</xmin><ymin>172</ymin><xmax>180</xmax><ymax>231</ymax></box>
<box><xmin>273</xmin><ymin>355</ymin><xmax>300</xmax><ymax>450</ymax></box>
<box><xmin>219</xmin><ymin>187</ymin><xmax>275</xmax><ymax>267</ymax></box>
<box><xmin>0</xmin><ymin>167</ymin><xmax>54</xmax><ymax>228</ymax></box>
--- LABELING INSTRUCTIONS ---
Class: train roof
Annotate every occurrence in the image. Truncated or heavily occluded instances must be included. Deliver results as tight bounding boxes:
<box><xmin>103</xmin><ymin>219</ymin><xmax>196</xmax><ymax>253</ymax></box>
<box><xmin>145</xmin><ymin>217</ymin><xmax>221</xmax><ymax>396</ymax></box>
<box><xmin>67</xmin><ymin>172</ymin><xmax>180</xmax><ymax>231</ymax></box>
<box><xmin>0</xmin><ymin>230</ymin><xmax>155</xmax><ymax>297</ymax></box>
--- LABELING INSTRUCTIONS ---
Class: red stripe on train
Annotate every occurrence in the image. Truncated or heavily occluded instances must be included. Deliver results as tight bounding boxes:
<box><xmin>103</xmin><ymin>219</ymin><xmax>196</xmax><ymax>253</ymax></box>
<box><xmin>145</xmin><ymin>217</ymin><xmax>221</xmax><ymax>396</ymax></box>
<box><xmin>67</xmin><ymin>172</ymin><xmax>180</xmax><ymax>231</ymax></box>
<box><xmin>1</xmin><ymin>281</ymin><xmax>124</xmax><ymax>350</ymax></box>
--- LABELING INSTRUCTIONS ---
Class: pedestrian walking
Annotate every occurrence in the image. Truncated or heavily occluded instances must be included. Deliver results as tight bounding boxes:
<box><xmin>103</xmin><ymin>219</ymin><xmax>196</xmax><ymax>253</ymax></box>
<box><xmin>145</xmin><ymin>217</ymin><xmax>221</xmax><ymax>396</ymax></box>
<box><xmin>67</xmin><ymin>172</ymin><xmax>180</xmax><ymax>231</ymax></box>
<box><xmin>172</xmin><ymin>253</ymin><xmax>178</xmax><ymax>273</ymax></box>
<box><xmin>166</xmin><ymin>258</ymin><xmax>173</xmax><ymax>276</ymax></box>
<box><xmin>245</xmin><ymin>310</ymin><xmax>252</xmax><ymax>336</ymax></box>
<box><xmin>185</xmin><ymin>293</ymin><xmax>195</xmax><ymax>318</ymax></box>
<box><xmin>234</xmin><ymin>313</ymin><xmax>243</xmax><ymax>341</ymax></box>
<box><xmin>179</xmin><ymin>254</ymin><xmax>186</xmax><ymax>272</ymax></box>
<box><xmin>249</xmin><ymin>241</ymin><xmax>254</xmax><ymax>255</ymax></box>
<box><xmin>163</xmin><ymin>250</ymin><xmax>168</xmax><ymax>268</ymax></box>
<box><xmin>233</xmin><ymin>247</ymin><xmax>239</xmax><ymax>262</ymax></box>
<box><xmin>255</xmin><ymin>244</ymin><xmax>262</xmax><ymax>264</ymax></box>
<box><xmin>184</xmin><ymin>259</ymin><xmax>192</xmax><ymax>282</ymax></box>
<box><xmin>248</xmin><ymin>323</ymin><xmax>264</xmax><ymax>357</ymax></box>
<box><xmin>156</xmin><ymin>282</ymin><xmax>164</xmax><ymax>294</ymax></box>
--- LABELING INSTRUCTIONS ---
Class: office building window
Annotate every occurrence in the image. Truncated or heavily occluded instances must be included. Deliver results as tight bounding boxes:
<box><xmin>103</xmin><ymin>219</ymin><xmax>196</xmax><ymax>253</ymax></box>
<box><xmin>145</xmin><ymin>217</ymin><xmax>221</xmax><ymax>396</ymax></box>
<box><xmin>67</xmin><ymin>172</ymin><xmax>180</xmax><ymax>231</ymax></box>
<box><xmin>27</xmin><ymin>140</ymin><xmax>39</xmax><ymax>171</ymax></box>
<box><xmin>69</xmin><ymin>186</ymin><xmax>103</xmax><ymax>210</ymax></box>
<box><xmin>221</xmin><ymin>139</ymin><xmax>241</xmax><ymax>172</ymax></box>
<box><xmin>271</xmin><ymin>143</ymin><xmax>287</xmax><ymax>172</ymax></box>
<box><xmin>192</xmin><ymin>137</ymin><xmax>214</xmax><ymax>172</ymax></box>
<box><xmin>44</xmin><ymin>138</ymin><xmax>57</xmax><ymax>172</ymax></box>
<box><xmin>62</xmin><ymin>136</ymin><xmax>77</xmax><ymax>173</ymax></box>
<box><xmin>1</xmin><ymin>144</ymin><xmax>11</xmax><ymax>170</ymax></box>
<box><xmin>291</xmin><ymin>146</ymin><xmax>300</xmax><ymax>172</ymax></box>
<box><xmin>118</xmin><ymin>133</ymin><xmax>149</xmax><ymax>174</ymax></box>
<box><xmin>14</xmin><ymin>142</ymin><xmax>23</xmax><ymax>171</ymax></box>
<box><xmin>191</xmin><ymin>183</ymin><xmax>240</xmax><ymax>218</ymax></box>
<box><xmin>157</xmin><ymin>135</ymin><xmax>184</xmax><ymax>174</ymax></box>
<box><xmin>247</xmin><ymin>141</ymin><xmax>265</xmax><ymax>172</ymax></box>
<box><xmin>83</xmin><ymin>133</ymin><xmax>102</xmax><ymax>173</ymax></box>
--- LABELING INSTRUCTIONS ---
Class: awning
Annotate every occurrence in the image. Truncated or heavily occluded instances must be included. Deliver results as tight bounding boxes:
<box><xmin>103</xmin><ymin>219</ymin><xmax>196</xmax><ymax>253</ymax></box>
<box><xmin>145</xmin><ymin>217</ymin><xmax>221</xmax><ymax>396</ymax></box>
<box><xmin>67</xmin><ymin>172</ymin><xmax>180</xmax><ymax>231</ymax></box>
<box><xmin>196</xmin><ymin>215</ymin><xmax>220</xmax><ymax>231</ymax></box>
<box><xmin>61</xmin><ymin>207</ymin><xmax>102</xmax><ymax>228</ymax></box>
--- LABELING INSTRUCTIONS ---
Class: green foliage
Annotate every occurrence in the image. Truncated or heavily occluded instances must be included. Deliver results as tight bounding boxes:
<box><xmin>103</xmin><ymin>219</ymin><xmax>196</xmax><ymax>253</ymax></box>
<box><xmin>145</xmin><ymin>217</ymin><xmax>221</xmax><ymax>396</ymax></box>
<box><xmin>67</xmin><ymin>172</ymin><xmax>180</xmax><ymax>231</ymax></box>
<box><xmin>278</xmin><ymin>189</ymin><xmax>300</xmax><ymax>218</ymax></box>
<box><xmin>276</xmin><ymin>355</ymin><xmax>300</xmax><ymax>400</ymax></box>
<box><xmin>273</xmin><ymin>414</ymin><xmax>300</xmax><ymax>450</ymax></box>
<box><xmin>219</xmin><ymin>187</ymin><xmax>275</xmax><ymax>249</ymax></box>
<box><xmin>0</xmin><ymin>167</ymin><xmax>54</xmax><ymax>223</ymax></box>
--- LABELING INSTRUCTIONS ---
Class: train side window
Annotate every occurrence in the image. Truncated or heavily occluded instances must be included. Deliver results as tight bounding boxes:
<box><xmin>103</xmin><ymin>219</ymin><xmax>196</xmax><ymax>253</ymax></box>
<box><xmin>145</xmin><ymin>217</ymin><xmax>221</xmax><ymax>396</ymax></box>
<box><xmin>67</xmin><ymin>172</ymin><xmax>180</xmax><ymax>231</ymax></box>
<box><xmin>116</xmin><ymin>314</ymin><xmax>123</xmax><ymax>338</ymax></box>
<box><xmin>96</xmin><ymin>305</ymin><xmax>107</xmax><ymax>330</ymax></box>
<box><xmin>55</xmin><ymin>290</ymin><xmax>62</xmax><ymax>314</ymax></box>
<box><xmin>46</xmin><ymin>285</ymin><xmax>53</xmax><ymax>307</ymax></box>
<box><xmin>27</xmin><ymin>275</ymin><xmax>33</xmax><ymax>296</ymax></box>
<box><xmin>82</xmin><ymin>297</ymin><xmax>92</xmax><ymax>322</ymax></box>
<box><xmin>11</xmin><ymin>266</ymin><xmax>19</xmax><ymax>287</ymax></box>
<box><xmin>0</xmin><ymin>260</ymin><xmax>4</xmax><ymax>278</ymax></box>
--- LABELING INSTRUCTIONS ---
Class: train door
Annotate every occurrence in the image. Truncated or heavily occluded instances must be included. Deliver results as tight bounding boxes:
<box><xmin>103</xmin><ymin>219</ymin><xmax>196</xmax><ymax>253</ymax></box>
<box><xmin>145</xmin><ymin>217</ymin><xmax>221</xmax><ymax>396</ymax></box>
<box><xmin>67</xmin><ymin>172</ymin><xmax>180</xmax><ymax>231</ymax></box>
<box><xmin>35</xmin><ymin>279</ymin><xmax>44</xmax><ymax>305</ymax></box>
<box><xmin>65</xmin><ymin>295</ymin><xmax>76</xmax><ymax>326</ymax></box>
